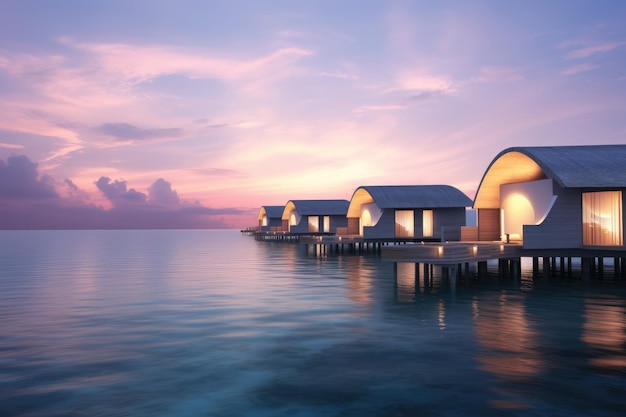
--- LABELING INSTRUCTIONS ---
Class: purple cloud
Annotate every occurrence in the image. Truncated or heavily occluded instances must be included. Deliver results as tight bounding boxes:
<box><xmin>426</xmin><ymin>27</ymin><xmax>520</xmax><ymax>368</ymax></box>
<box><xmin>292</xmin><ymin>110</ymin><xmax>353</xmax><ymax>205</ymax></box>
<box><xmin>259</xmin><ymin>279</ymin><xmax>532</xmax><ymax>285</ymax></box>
<box><xmin>402</xmin><ymin>90</ymin><xmax>443</xmax><ymax>105</ymax></box>
<box><xmin>148</xmin><ymin>178</ymin><xmax>180</xmax><ymax>206</ymax></box>
<box><xmin>99</xmin><ymin>123</ymin><xmax>183</xmax><ymax>141</ymax></box>
<box><xmin>0</xmin><ymin>155</ymin><xmax>248</xmax><ymax>229</ymax></box>
<box><xmin>96</xmin><ymin>177</ymin><xmax>148</xmax><ymax>206</ymax></box>
<box><xmin>0</xmin><ymin>155</ymin><xmax>58</xmax><ymax>199</ymax></box>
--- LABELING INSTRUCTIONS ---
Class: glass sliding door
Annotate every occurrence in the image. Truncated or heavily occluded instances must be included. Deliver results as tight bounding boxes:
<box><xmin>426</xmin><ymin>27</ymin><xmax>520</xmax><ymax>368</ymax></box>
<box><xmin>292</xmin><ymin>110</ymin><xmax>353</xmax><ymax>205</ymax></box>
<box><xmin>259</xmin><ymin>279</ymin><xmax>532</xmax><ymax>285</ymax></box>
<box><xmin>323</xmin><ymin>216</ymin><xmax>330</xmax><ymax>233</ymax></box>
<box><xmin>582</xmin><ymin>191</ymin><xmax>623</xmax><ymax>246</ymax></box>
<box><xmin>395</xmin><ymin>210</ymin><xmax>414</xmax><ymax>237</ymax></box>
<box><xmin>308</xmin><ymin>216</ymin><xmax>319</xmax><ymax>233</ymax></box>
<box><xmin>423</xmin><ymin>209</ymin><xmax>433</xmax><ymax>237</ymax></box>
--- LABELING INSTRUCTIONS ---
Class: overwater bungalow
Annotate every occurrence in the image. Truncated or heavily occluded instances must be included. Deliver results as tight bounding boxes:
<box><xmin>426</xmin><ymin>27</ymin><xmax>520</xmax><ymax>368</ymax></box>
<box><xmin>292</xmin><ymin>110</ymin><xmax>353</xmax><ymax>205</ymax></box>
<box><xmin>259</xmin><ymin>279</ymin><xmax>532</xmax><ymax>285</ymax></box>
<box><xmin>257</xmin><ymin>205</ymin><xmax>284</xmax><ymax>232</ymax></box>
<box><xmin>345</xmin><ymin>185</ymin><xmax>473</xmax><ymax>241</ymax></box>
<box><xmin>281</xmin><ymin>199</ymin><xmax>349</xmax><ymax>234</ymax></box>
<box><xmin>473</xmin><ymin>145</ymin><xmax>626</xmax><ymax>251</ymax></box>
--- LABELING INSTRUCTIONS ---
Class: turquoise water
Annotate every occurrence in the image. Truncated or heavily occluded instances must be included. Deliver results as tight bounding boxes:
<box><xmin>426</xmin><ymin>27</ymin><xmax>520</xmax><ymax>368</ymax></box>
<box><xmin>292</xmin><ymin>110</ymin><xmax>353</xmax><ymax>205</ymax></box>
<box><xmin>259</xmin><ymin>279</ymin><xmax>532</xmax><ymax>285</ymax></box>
<box><xmin>1</xmin><ymin>229</ymin><xmax>625</xmax><ymax>416</ymax></box>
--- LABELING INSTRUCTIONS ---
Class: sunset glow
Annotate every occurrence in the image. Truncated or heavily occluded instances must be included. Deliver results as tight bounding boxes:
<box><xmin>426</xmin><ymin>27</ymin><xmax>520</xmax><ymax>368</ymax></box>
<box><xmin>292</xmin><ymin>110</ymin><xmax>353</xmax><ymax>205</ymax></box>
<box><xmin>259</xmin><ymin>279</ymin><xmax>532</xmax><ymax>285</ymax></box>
<box><xmin>1</xmin><ymin>1</ymin><xmax>625</xmax><ymax>228</ymax></box>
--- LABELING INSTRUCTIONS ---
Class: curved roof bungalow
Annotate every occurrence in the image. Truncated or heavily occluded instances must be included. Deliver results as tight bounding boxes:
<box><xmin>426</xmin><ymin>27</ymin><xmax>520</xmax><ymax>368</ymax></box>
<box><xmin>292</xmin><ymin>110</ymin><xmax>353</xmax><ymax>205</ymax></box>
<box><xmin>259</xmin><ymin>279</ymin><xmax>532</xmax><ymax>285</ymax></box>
<box><xmin>282</xmin><ymin>200</ymin><xmax>349</xmax><ymax>234</ymax></box>
<box><xmin>346</xmin><ymin>185</ymin><xmax>473</xmax><ymax>241</ymax></box>
<box><xmin>257</xmin><ymin>205</ymin><xmax>284</xmax><ymax>232</ymax></box>
<box><xmin>474</xmin><ymin>145</ymin><xmax>626</xmax><ymax>250</ymax></box>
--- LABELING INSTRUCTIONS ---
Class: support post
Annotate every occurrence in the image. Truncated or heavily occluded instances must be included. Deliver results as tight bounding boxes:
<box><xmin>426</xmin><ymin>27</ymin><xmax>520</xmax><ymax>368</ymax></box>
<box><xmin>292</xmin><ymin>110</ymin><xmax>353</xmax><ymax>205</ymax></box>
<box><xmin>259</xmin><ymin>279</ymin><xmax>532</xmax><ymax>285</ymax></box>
<box><xmin>543</xmin><ymin>257</ymin><xmax>551</xmax><ymax>278</ymax></box>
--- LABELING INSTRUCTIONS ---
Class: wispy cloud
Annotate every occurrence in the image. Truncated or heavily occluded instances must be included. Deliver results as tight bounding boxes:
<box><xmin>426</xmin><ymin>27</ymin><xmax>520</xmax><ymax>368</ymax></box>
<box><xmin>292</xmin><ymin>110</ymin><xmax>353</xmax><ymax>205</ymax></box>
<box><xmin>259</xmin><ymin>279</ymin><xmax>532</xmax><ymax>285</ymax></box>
<box><xmin>352</xmin><ymin>89</ymin><xmax>444</xmax><ymax>114</ymax></box>
<box><xmin>65</xmin><ymin>39</ymin><xmax>314</xmax><ymax>82</ymax></box>
<box><xmin>319</xmin><ymin>71</ymin><xmax>358</xmax><ymax>80</ymax></box>
<box><xmin>563</xmin><ymin>41</ymin><xmax>624</xmax><ymax>59</ymax></box>
<box><xmin>0</xmin><ymin>39</ymin><xmax>314</xmax><ymax>164</ymax></box>
<box><xmin>385</xmin><ymin>74</ymin><xmax>455</xmax><ymax>94</ymax></box>
<box><xmin>98</xmin><ymin>123</ymin><xmax>184</xmax><ymax>142</ymax></box>
<box><xmin>0</xmin><ymin>143</ymin><xmax>24</xmax><ymax>150</ymax></box>
<box><xmin>473</xmin><ymin>66</ymin><xmax>524</xmax><ymax>83</ymax></box>
<box><xmin>562</xmin><ymin>62</ymin><xmax>598</xmax><ymax>75</ymax></box>
<box><xmin>187</xmin><ymin>168</ymin><xmax>247</xmax><ymax>178</ymax></box>
<box><xmin>352</xmin><ymin>104</ymin><xmax>406</xmax><ymax>114</ymax></box>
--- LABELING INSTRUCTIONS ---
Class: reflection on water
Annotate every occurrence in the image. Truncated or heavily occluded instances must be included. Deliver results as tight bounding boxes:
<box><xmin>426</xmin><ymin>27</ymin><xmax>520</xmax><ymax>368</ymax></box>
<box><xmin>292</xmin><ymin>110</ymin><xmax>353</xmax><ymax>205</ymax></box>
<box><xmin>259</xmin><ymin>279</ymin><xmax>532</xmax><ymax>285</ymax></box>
<box><xmin>1</xmin><ymin>230</ymin><xmax>626</xmax><ymax>416</ymax></box>
<box><xmin>583</xmin><ymin>296</ymin><xmax>626</xmax><ymax>371</ymax></box>
<box><xmin>472</xmin><ymin>293</ymin><xmax>543</xmax><ymax>410</ymax></box>
<box><xmin>344</xmin><ymin>256</ymin><xmax>375</xmax><ymax>305</ymax></box>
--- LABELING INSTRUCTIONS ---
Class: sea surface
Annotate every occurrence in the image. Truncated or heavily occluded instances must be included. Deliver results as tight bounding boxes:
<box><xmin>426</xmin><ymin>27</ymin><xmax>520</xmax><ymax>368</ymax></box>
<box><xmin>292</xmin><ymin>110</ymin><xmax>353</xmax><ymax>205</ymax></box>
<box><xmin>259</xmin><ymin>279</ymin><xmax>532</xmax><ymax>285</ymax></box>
<box><xmin>1</xmin><ymin>229</ymin><xmax>626</xmax><ymax>417</ymax></box>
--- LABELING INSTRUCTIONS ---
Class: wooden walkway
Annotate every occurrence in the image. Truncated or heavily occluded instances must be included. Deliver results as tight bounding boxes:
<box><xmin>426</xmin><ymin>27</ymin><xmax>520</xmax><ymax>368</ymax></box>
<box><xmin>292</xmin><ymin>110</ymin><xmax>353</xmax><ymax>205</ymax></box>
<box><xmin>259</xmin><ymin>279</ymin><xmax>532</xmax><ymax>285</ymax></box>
<box><xmin>381</xmin><ymin>242</ymin><xmax>523</xmax><ymax>265</ymax></box>
<box><xmin>244</xmin><ymin>230</ymin><xmax>626</xmax><ymax>280</ymax></box>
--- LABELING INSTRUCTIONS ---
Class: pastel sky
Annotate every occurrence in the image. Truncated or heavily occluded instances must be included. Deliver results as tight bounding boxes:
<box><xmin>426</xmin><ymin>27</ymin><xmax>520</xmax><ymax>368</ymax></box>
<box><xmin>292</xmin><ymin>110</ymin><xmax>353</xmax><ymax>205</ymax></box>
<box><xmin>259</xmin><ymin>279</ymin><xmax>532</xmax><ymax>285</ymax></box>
<box><xmin>1</xmin><ymin>0</ymin><xmax>626</xmax><ymax>228</ymax></box>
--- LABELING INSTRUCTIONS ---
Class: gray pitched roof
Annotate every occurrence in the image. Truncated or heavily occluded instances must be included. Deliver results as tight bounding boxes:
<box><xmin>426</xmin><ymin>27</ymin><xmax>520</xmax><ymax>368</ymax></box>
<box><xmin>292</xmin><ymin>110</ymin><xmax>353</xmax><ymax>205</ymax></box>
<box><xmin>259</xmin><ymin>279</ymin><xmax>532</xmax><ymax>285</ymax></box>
<box><xmin>499</xmin><ymin>145</ymin><xmax>626</xmax><ymax>188</ymax></box>
<box><xmin>288</xmin><ymin>200</ymin><xmax>350</xmax><ymax>215</ymax></box>
<box><xmin>261</xmin><ymin>205</ymin><xmax>284</xmax><ymax>218</ymax></box>
<box><xmin>354</xmin><ymin>185</ymin><xmax>473</xmax><ymax>209</ymax></box>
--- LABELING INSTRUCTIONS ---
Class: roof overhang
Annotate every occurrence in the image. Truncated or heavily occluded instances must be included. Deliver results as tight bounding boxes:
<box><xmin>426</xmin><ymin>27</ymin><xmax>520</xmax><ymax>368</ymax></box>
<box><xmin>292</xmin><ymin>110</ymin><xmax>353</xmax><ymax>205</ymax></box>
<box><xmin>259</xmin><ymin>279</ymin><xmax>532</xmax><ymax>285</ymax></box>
<box><xmin>281</xmin><ymin>201</ymin><xmax>297</xmax><ymax>221</ymax></box>
<box><xmin>257</xmin><ymin>207</ymin><xmax>267</xmax><ymax>221</ymax></box>
<box><xmin>347</xmin><ymin>187</ymin><xmax>375</xmax><ymax>218</ymax></box>
<box><xmin>474</xmin><ymin>150</ymin><xmax>547</xmax><ymax>209</ymax></box>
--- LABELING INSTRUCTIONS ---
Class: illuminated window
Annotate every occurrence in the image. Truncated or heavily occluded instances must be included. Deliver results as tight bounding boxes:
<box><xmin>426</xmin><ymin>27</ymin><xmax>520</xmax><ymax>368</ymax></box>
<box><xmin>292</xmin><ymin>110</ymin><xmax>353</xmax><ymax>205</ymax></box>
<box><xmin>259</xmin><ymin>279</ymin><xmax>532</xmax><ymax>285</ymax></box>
<box><xmin>308</xmin><ymin>216</ymin><xmax>319</xmax><ymax>233</ymax></box>
<box><xmin>423</xmin><ymin>210</ymin><xmax>433</xmax><ymax>237</ymax></box>
<box><xmin>395</xmin><ymin>210</ymin><xmax>414</xmax><ymax>237</ymax></box>
<box><xmin>290</xmin><ymin>213</ymin><xmax>298</xmax><ymax>226</ymax></box>
<box><xmin>323</xmin><ymin>216</ymin><xmax>330</xmax><ymax>233</ymax></box>
<box><xmin>261</xmin><ymin>215</ymin><xmax>268</xmax><ymax>226</ymax></box>
<box><xmin>583</xmin><ymin>191</ymin><xmax>623</xmax><ymax>246</ymax></box>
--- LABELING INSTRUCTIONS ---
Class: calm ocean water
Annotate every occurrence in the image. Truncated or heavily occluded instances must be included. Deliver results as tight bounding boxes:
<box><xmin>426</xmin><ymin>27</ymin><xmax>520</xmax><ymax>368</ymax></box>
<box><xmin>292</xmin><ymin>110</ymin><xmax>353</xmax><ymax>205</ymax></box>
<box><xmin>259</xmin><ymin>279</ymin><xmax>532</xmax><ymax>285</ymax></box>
<box><xmin>1</xmin><ymin>229</ymin><xmax>626</xmax><ymax>417</ymax></box>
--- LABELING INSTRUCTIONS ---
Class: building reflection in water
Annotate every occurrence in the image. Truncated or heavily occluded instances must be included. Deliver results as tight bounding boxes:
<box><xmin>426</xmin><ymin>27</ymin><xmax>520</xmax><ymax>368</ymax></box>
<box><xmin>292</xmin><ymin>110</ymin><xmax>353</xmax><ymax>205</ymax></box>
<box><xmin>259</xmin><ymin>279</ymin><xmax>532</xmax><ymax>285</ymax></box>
<box><xmin>344</xmin><ymin>256</ymin><xmax>374</xmax><ymax>305</ymax></box>
<box><xmin>438</xmin><ymin>299</ymin><xmax>446</xmax><ymax>330</ymax></box>
<box><xmin>472</xmin><ymin>293</ymin><xmax>543</xmax><ymax>410</ymax></box>
<box><xmin>394</xmin><ymin>262</ymin><xmax>445</xmax><ymax>302</ymax></box>
<box><xmin>395</xmin><ymin>262</ymin><xmax>417</xmax><ymax>303</ymax></box>
<box><xmin>582</xmin><ymin>295</ymin><xmax>626</xmax><ymax>371</ymax></box>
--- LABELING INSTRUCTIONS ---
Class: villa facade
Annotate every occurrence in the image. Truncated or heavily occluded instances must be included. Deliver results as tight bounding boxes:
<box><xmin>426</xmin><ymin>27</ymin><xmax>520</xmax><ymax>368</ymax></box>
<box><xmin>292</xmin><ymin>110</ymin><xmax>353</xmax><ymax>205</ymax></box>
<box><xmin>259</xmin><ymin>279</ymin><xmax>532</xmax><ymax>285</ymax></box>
<box><xmin>345</xmin><ymin>185</ymin><xmax>473</xmax><ymax>241</ymax></box>
<box><xmin>257</xmin><ymin>205</ymin><xmax>284</xmax><ymax>232</ymax></box>
<box><xmin>281</xmin><ymin>200</ymin><xmax>349</xmax><ymax>234</ymax></box>
<box><xmin>473</xmin><ymin>145</ymin><xmax>626</xmax><ymax>250</ymax></box>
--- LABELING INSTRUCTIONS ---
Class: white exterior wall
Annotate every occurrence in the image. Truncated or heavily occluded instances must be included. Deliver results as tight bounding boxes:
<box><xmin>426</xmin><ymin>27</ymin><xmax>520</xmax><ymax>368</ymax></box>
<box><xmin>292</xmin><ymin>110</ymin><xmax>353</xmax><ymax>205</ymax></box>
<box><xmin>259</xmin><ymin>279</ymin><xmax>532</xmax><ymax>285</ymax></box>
<box><xmin>360</xmin><ymin>202</ymin><xmax>383</xmax><ymax>235</ymax></box>
<box><xmin>500</xmin><ymin>178</ymin><xmax>556</xmax><ymax>240</ymax></box>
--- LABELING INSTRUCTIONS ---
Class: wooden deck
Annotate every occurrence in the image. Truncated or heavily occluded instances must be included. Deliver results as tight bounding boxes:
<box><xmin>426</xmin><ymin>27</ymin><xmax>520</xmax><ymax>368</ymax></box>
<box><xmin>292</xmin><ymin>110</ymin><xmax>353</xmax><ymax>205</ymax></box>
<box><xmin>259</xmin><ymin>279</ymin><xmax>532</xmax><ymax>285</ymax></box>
<box><xmin>381</xmin><ymin>242</ymin><xmax>524</xmax><ymax>265</ymax></box>
<box><xmin>245</xmin><ymin>230</ymin><xmax>626</xmax><ymax>279</ymax></box>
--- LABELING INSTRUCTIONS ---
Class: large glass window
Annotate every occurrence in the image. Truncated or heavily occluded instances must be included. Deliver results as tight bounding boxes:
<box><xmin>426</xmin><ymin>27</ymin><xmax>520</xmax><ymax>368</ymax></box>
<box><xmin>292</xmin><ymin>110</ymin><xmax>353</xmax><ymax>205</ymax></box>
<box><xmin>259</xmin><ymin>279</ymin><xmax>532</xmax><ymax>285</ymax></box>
<box><xmin>261</xmin><ymin>215</ymin><xmax>268</xmax><ymax>226</ymax></box>
<box><xmin>583</xmin><ymin>191</ymin><xmax>623</xmax><ymax>246</ymax></box>
<box><xmin>423</xmin><ymin>210</ymin><xmax>433</xmax><ymax>237</ymax></box>
<box><xmin>323</xmin><ymin>216</ymin><xmax>330</xmax><ymax>233</ymax></box>
<box><xmin>308</xmin><ymin>216</ymin><xmax>319</xmax><ymax>233</ymax></box>
<box><xmin>395</xmin><ymin>210</ymin><xmax>414</xmax><ymax>237</ymax></box>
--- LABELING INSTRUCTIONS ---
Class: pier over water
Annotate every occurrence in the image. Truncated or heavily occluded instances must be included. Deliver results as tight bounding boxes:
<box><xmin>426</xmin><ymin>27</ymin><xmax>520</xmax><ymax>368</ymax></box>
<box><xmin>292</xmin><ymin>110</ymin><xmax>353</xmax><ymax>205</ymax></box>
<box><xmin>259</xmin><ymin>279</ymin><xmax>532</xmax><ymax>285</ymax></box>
<box><xmin>245</xmin><ymin>229</ymin><xmax>626</xmax><ymax>282</ymax></box>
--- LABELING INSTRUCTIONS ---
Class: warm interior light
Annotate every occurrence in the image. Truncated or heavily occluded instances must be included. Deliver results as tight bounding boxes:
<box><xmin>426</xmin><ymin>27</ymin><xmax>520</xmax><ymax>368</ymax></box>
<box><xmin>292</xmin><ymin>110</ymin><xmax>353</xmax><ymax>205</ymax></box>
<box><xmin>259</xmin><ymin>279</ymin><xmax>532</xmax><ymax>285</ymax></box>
<box><xmin>359</xmin><ymin>202</ymin><xmax>382</xmax><ymax>236</ymax></box>
<box><xmin>501</xmin><ymin>194</ymin><xmax>535</xmax><ymax>240</ymax></box>
<box><xmin>583</xmin><ymin>191</ymin><xmax>623</xmax><ymax>246</ymax></box>
<box><xmin>361</xmin><ymin>208</ymin><xmax>372</xmax><ymax>235</ymax></box>
<box><xmin>423</xmin><ymin>209</ymin><xmax>433</xmax><ymax>237</ymax></box>
<box><xmin>395</xmin><ymin>210</ymin><xmax>414</xmax><ymax>237</ymax></box>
